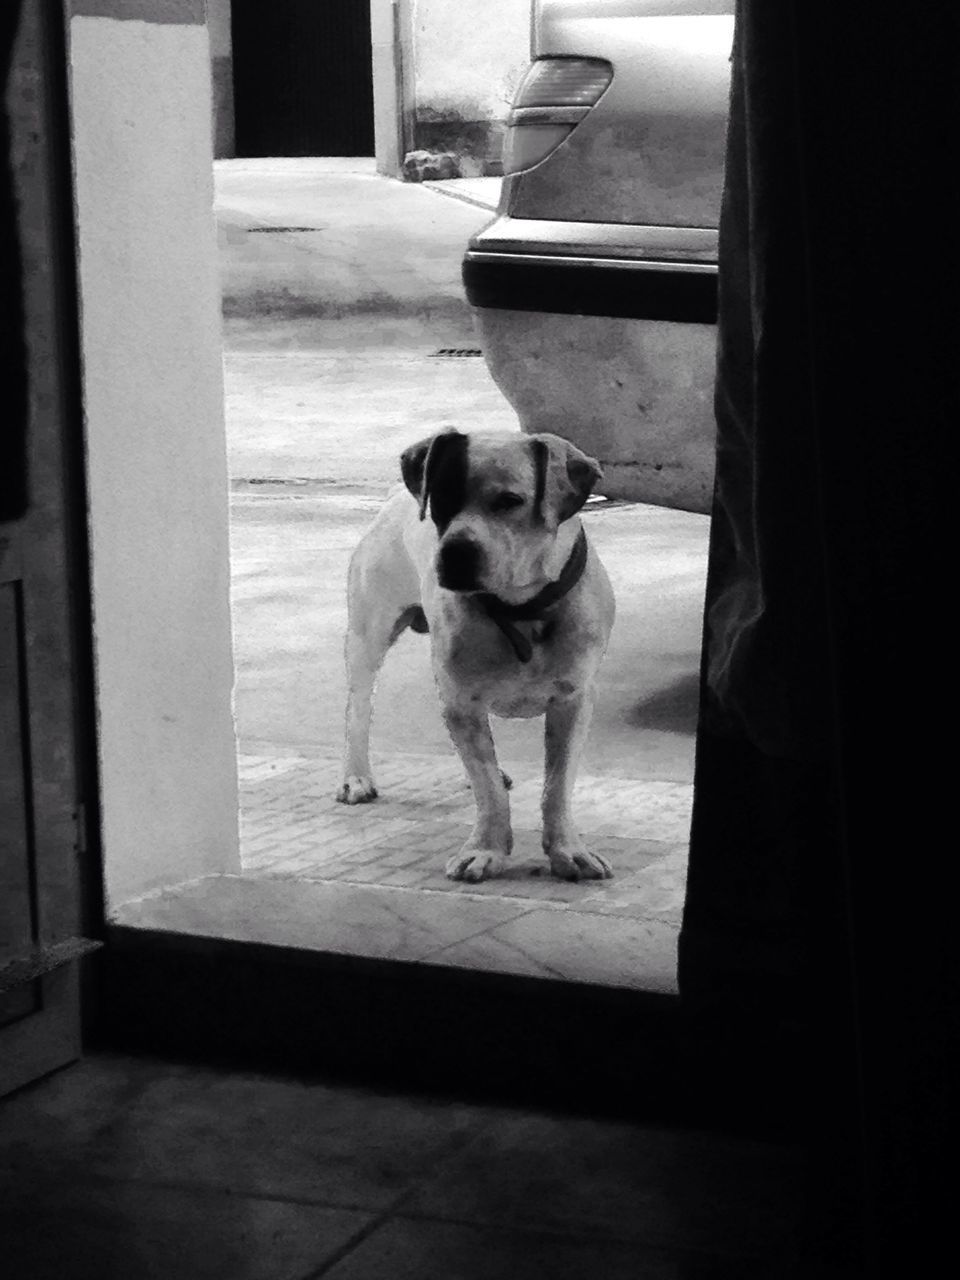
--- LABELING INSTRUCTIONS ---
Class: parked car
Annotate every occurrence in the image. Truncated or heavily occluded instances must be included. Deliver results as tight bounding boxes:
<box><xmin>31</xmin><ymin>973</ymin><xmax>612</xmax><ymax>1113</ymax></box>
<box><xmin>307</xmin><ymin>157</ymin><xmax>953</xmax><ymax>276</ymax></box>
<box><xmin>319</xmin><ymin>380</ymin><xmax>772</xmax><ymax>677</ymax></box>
<box><xmin>463</xmin><ymin>0</ymin><xmax>734</xmax><ymax>513</ymax></box>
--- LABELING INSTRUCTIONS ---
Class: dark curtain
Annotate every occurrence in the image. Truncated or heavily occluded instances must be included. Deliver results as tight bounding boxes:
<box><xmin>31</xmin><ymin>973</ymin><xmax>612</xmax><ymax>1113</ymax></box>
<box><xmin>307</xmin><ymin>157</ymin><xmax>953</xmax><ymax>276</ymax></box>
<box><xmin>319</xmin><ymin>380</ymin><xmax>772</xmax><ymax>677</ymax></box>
<box><xmin>679</xmin><ymin>2</ymin><xmax>956</xmax><ymax>1271</ymax></box>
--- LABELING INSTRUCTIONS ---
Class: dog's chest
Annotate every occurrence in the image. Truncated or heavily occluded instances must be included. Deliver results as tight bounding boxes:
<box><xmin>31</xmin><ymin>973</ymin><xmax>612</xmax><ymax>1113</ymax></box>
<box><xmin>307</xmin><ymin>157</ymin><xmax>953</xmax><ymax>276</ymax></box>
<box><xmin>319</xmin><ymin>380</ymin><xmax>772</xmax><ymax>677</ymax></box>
<box><xmin>445</xmin><ymin>616</ymin><xmax>581</xmax><ymax>717</ymax></box>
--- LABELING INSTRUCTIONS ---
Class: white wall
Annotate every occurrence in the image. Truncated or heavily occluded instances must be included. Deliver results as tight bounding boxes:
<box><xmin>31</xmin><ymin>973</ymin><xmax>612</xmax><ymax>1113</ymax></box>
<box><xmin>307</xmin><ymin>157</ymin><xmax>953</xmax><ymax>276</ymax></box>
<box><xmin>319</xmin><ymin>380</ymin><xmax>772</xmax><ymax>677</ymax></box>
<box><xmin>370</xmin><ymin>0</ymin><xmax>414</xmax><ymax>175</ymax></box>
<box><xmin>412</xmin><ymin>0</ymin><xmax>530</xmax><ymax>119</ymax></box>
<box><xmin>66</xmin><ymin>5</ymin><xmax>241</xmax><ymax>906</ymax></box>
<box><xmin>371</xmin><ymin>0</ymin><xmax>531</xmax><ymax>175</ymax></box>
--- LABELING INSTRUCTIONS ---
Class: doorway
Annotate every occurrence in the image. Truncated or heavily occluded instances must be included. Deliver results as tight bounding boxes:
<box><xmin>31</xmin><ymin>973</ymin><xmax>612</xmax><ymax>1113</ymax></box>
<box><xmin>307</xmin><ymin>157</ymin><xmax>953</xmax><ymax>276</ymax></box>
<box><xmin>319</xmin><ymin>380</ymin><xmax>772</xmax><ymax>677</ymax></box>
<box><xmin>231</xmin><ymin>0</ymin><xmax>375</xmax><ymax>158</ymax></box>
<box><xmin>64</xmin><ymin>2</ymin><xmax>706</xmax><ymax>998</ymax></box>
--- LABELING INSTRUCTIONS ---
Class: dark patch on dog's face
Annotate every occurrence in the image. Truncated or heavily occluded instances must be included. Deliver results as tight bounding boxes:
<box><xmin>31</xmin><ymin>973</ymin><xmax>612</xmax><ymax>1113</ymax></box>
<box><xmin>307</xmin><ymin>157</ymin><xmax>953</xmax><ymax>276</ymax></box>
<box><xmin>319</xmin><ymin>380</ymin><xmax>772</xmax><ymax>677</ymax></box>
<box><xmin>522</xmin><ymin>433</ymin><xmax>602</xmax><ymax>529</ymax></box>
<box><xmin>425</xmin><ymin>432</ymin><xmax>469</xmax><ymax>533</ymax></box>
<box><xmin>400</xmin><ymin>430</ymin><xmax>469</xmax><ymax>532</ymax></box>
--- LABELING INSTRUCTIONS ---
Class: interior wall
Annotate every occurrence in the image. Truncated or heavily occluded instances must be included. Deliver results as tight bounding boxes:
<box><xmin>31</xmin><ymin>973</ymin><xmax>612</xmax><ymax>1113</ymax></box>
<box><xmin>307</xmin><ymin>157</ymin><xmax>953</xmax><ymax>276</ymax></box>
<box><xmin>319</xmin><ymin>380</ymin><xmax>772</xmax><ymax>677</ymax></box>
<box><xmin>65</xmin><ymin>0</ymin><xmax>240</xmax><ymax>906</ymax></box>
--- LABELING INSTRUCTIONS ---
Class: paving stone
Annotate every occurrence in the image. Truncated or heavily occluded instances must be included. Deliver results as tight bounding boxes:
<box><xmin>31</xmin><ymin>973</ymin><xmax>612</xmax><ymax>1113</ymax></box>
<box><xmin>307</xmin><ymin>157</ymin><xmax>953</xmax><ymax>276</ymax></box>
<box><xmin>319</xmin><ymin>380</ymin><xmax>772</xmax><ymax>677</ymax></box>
<box><xmin>235</xmin><ymin>750</ymin><xmax>689</xmax><ymax>925</ymax></box>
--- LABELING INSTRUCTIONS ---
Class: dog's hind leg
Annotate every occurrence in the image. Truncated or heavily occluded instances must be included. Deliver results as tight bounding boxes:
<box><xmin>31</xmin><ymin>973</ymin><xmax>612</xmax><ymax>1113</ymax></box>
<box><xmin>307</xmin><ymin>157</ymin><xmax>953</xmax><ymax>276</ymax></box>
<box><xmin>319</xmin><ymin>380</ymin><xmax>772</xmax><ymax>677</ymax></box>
<box><xmin>337</xmin><ymin>624</ymin><xmax>386</xmax><ymax>804</ymax></box>
<box><xmin>337</xmin><ymin>518</ymin><xmax>424</xmax><ymax>804</ymax></box>
<box><xmin>338</xmin><ymin>604</ymin><xmax>428</xmax><ymax>803</ymax></box>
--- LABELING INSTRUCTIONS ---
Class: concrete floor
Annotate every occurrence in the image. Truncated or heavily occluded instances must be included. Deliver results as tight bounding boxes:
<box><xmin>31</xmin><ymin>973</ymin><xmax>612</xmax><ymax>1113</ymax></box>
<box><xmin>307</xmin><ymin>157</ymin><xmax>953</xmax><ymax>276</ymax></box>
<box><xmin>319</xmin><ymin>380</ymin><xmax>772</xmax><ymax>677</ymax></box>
<box><xmin>0</xmin><ymin>1052</ymin><xmax>804</xmax><ymax>1278</ymax></box>
<box><xmin>113</xmin><ymin>161</ymin><xmax>710</xmax><ymax>991</ymax></box>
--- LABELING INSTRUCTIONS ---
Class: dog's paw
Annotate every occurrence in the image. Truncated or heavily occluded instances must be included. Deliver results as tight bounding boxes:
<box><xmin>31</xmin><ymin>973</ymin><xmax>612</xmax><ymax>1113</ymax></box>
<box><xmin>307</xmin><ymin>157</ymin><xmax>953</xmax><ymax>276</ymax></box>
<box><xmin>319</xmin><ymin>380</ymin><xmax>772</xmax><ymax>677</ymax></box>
<box><xmin>336</xmin><ymin>775</ymin><xmax>378</xmax><ymax>805</ymax></box>
<box><xmin>546</xmin><ymin>844</ymin><xmax>614</xmax><ymax>882</ymax></box>
<box><xmin>445</xmin><ymin>847</ymin><xmax>506</xmax><ymax>882</ymax></box>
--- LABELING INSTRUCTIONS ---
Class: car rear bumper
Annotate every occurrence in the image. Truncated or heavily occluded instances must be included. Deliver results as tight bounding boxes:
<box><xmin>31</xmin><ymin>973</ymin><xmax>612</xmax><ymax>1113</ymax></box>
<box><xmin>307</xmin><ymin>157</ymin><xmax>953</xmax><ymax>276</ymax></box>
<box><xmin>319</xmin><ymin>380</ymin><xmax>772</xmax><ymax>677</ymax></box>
<box><xmin>463</xmin><ymin>217</ymin><xmax>719</xmax><ymax>324</ymax></box>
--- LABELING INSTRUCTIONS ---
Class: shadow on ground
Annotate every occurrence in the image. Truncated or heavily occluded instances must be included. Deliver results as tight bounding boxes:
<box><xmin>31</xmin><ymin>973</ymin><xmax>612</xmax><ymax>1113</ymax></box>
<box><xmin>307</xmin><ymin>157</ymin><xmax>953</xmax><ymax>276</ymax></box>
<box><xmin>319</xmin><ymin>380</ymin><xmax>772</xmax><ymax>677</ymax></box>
<box><xmin>626</xmin><ymin>672</ymin><xmax>701</xmax><ymax>735</ymax></box>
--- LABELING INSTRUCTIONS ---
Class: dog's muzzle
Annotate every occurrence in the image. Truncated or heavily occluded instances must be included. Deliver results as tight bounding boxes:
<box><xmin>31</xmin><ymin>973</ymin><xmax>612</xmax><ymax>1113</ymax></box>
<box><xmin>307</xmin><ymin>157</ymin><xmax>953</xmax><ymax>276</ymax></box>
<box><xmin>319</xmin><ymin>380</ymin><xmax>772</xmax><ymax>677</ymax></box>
<box><xmin>438</xmin><ymin>535</ymin><xmax>482</xmax><ymax>592</ymax></box>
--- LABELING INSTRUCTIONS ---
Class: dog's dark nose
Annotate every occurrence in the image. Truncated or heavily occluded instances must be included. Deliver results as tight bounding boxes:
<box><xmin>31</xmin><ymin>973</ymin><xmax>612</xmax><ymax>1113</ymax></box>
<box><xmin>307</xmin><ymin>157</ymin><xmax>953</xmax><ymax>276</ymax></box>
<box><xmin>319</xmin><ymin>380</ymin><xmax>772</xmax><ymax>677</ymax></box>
<box><xmin>438</xmin><ymin>536</ymin><xmax>481</xmax><ymax>591</ymax></box>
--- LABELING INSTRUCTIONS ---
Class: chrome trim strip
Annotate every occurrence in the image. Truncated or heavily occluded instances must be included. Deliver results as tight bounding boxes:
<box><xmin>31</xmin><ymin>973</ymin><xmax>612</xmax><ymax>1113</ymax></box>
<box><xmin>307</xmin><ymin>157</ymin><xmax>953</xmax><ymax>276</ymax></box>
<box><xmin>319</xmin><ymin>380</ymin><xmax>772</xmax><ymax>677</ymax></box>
<box><xmin>469</xmin><ymin>215</ymin><xmax>718</xmax><ymax>263</ymax></box>
<box><xmin>465</xmin><ymin>250</ymin><xmax>717</xmax><ymax>275</ymax></box>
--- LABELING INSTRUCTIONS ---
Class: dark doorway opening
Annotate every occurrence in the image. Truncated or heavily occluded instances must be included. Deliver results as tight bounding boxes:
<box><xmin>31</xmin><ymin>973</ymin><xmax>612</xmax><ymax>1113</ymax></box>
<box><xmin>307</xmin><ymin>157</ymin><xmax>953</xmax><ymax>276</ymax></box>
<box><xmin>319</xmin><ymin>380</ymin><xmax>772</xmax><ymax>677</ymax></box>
<box><xmin>232</xmin><ymin>0</ymin><xmax>374</xmax><ymax>158</ymax></box>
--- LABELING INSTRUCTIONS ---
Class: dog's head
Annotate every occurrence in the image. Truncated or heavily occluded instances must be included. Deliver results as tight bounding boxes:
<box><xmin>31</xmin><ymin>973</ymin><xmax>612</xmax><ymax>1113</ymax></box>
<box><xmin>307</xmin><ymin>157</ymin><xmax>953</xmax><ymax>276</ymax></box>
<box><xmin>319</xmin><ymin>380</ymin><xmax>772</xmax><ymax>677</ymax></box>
<box><xmin>400</xmin><ymin>430</ymin><xmax>601</xmax><ymax>597</ymax></box>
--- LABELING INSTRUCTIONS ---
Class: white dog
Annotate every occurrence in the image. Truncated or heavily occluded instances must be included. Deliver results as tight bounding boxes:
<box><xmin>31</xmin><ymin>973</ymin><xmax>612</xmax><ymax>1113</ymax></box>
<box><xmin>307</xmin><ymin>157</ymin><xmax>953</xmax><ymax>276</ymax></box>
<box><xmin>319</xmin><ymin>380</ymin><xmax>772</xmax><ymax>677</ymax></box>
<box><xmin>337</xmin><ymin>430</ymin><xmax>615</xmax><ymax>883</ymax></box>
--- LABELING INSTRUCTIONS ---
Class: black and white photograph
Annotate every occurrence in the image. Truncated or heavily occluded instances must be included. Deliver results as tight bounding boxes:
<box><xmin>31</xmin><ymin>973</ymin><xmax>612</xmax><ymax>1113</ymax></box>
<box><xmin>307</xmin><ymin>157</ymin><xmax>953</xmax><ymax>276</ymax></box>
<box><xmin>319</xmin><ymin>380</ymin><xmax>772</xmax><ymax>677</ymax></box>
<box><xmin>1</xmin><ymin>1</ymin><xmax>953</xmax><ymax>1276</ymax></box>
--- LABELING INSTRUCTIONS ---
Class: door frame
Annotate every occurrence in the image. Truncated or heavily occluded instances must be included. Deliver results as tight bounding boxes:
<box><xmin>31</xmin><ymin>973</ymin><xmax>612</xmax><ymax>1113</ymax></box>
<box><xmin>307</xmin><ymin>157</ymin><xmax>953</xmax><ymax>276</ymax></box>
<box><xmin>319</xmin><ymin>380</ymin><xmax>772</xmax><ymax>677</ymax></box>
<box><xmin>40</xmin><ymin>0</ymin><xmax>794</xmax><ymax>1140</ymax></box>
<box><xmin>0</xmin><ymin>0</ymin><xmax>103</xmax><ymax>1097</ymax></box>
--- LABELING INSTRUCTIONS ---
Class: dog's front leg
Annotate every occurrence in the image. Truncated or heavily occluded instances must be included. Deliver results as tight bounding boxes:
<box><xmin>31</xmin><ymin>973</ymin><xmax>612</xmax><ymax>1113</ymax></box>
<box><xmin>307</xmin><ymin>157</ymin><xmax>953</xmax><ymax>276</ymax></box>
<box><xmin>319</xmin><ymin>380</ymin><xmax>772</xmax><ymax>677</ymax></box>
<box><xmin>542</xmin><ymin>690</ymin><xmax>613</xmax><ymax>880</ymax></box>
<box><xmin>441</xmin><ymin>700</ymin><xmax>512</xmax><ymax>882</ymax></box>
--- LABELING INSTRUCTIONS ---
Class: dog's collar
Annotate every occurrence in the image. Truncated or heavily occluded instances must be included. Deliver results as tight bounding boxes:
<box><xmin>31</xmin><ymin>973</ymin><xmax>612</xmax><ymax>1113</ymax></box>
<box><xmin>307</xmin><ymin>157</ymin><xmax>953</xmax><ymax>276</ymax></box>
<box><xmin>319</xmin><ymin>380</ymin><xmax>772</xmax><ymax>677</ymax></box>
<box><xmin>474</xmin><ymin>526</ymin><xmax>589</xmax><ymax>663</ymax></box>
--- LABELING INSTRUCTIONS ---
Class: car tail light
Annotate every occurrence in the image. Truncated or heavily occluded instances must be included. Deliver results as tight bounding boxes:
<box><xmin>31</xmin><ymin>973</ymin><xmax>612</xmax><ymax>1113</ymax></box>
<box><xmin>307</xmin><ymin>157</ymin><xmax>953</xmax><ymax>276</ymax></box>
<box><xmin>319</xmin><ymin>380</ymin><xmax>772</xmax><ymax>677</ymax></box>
<box><xmin>502</xmin><ymin>57</ymin><xmax>613</xmax><ymax>175</ymax></box>
<box><xmin>514</xmin><ymin>57</ymin><xmax>613</xmax><ymax>108</ymax></box>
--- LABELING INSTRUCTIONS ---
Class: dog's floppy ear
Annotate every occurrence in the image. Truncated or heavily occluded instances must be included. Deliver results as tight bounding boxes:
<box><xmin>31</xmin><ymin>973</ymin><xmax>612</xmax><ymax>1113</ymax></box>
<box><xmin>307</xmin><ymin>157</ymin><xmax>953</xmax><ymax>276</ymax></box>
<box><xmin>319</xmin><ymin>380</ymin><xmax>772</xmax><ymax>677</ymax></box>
<box><xmin>561</xmin><ymin>445</ymin><xmax>603</xmax><ymax>521</ymax></box>
<box><xmin>400</xmin><ymin>429</ymin><xmax>464</xmax><ymax>521</ymax></box>
<box><xmin>400</xmin><ymin>434</ymin><xmax>433</xmax><ymax>516</ymax></box>
<box><xmin>530</xmin><ymin>433</ymin><xmax>602</xmax><ymax>525</ymax></box>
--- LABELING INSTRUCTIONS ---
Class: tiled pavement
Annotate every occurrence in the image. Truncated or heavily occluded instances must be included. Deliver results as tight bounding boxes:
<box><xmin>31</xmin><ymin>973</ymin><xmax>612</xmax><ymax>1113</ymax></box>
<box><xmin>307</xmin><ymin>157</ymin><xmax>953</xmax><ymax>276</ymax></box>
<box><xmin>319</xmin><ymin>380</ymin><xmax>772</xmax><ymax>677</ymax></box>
<box><xmin>239</xmin><ymin>749</ymin><xmax>691</xmax><ymax>923</ymax></box>
<box><xmin>139</xmin><ymin>746</ymin><xmax>695</xmax><ymax>992</ymax></box>
<box><xmin>114</xmin><ymin>747</ymin><xmax>690</xmax><ymax>990</ymax></box>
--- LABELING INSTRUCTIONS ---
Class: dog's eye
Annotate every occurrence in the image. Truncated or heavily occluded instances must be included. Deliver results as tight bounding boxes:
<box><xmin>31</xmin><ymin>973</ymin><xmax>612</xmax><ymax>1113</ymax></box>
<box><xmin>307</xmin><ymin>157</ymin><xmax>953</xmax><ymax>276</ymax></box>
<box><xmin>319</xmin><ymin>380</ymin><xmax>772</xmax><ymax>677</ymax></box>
<box><xmin>489</xmin><ymin>492</ymin><xmax>525</xmax><ymax>513</ymax></box>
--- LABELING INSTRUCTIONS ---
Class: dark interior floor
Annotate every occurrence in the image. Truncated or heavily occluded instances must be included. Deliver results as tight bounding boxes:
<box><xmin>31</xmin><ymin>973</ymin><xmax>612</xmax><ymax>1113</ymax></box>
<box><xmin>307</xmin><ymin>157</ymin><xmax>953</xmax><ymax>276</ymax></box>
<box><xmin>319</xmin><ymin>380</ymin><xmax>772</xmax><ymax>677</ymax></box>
<box><xmin>0</xmin><ymin>1051</ymin><xmax>814</xmax><ymax>1278</ymax></box>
